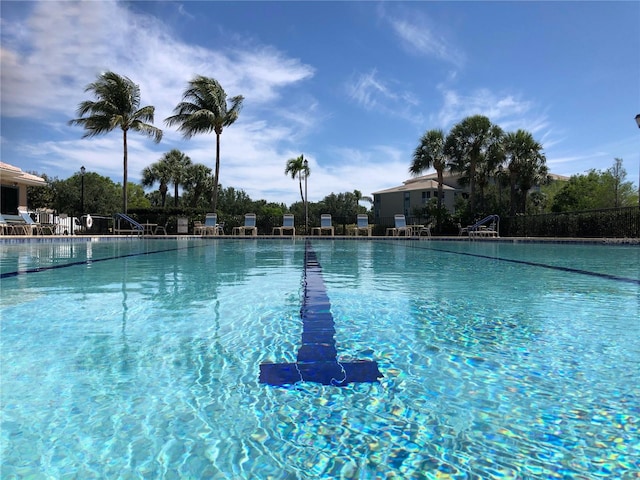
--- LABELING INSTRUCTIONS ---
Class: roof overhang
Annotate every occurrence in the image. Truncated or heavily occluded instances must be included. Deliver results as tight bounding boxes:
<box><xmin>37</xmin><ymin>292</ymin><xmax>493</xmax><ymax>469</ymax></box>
<box><xmin>0</xmin><ymin>162</ymin><xmax>47</xmax><ymax>187</ymax></box>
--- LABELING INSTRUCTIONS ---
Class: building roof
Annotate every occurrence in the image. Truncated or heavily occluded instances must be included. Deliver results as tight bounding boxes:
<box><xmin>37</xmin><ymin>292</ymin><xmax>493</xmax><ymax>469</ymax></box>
<box><xmin>0</xmin><ymin>162</ymin><xmax>47</xmax><ymax>187</ymax></box>
<box><xmin>373</xmin><ymin>177</ymin><xmax>457</xmax><ymax>195</ymax></box>
<box><xmin>373</xmin><ymin>170</ymin><xmax>569</xmax><ymax>196</ymax></box>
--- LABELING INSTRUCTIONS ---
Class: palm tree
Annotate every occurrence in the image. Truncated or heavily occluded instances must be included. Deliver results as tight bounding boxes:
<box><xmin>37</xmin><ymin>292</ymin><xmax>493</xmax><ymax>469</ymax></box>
<box><xmin>161</xmin><ymin>149</ymin><xmax>192</xmax><ymax>207</ymax></box>
<box><xmin>445</xmin><ymin>115</ymin><xmax>503</xmax><ymax>214</ymax></box>
<box><xmin>141</xmin><ymin>162</ymin><xmax>171</xmax><ymax>207</ymax></box>
<box><xmin>285</xmin><ymin>154</ymin><xmax>310</xmax><ymax>204</ymax></box>
<box><xmin>183</xmin><ymin>163</ymin><xmax>214</xmax><ymax>208</ymax></box>
<box><xmin>410</xmin><ymin>129</ymin><xmax>447</xmax><ymax>211</ymax></box>
<box><xmin>165</xmin><ymin>76</ymin><xmax>243</xmax><ymax>212</ymax></box>
<box><xmin>353</xmin><ymin>189</ymin><xmax>373</xmax><ymax>211</ymax></box>
<box><xmin>503</xmin><ymin>130</ymin><xmax>546</xmax><ymax>215</ymax></box>
<box><xmin>69</xmin><ymin>71</ymin><xmax>162</xmax><ymax>213</ymax></box>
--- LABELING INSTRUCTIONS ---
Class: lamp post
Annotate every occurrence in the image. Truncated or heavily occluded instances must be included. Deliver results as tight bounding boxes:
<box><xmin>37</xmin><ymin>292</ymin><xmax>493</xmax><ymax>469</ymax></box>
<box><xmin>303</xmin><ymin>158</ymin><xmax>309</xmax><ymax>235</ymax></box>
<box><xmin>80</xmin><ymin>166</ymin><xmax>86</xmax><ymax>213</ymax></box>
<box><xmin>636</xmin><ymin>115</ymin><xmax>640</xmax><ymax>209</ymax></box>
<box><xmin>80</xmin><ymin>165</ymin><xmax>86</xmax><ymax>222</ymax></box>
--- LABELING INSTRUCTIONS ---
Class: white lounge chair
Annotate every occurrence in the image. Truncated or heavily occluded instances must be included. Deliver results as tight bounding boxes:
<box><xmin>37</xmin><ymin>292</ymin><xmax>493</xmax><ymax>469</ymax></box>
<box><xmin>233</xmin><ymin>213</ymin><xmax>258</xmax><ymax>236</ymax></box>
<box><xmin>0</xmin><ymin>213</ymin><xmax>19</xmax><ymax>235</ymax></box>
<box><xmin>18</xmin><ymin>210</ymin><xmax>41</xmax><ymax>235</ymax></box>
<box><xmin>203</xmin><ymin>213</ymin><xmax>224</xmax><ymax>235</ymax></box>
<box><xmin>272</xmin><ymin>214</ymin><xmax>295</xmax><ymax>236</ymax></box>
<box><xmin>386</xmin><ymin>214</ymin><xmax>411</xmax><ymax>236</ymax></box>
<box><xmin>312</xmin><ymin>214</ymin><xmax>334</xmax><ymax>236</ymax></box>
<box><xmin>353</xmin><ymin>214</ymin><xmax>372</xmax><ymax>236</ymax></box>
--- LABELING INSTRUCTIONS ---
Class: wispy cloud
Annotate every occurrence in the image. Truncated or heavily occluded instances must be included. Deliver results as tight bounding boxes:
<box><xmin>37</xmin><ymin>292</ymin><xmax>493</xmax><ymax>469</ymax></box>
<box><xmin>388</xmin><ymin>17</ymin><xmax>465</xmax><ymax>69</ymax></box>
<box><xmin>345</xmin><ymin>69</ymin><xmax>423</xmax><ymax>125</ymax></box>
<box><xmin>434</xmin><ymin>86</ymin><xmax>554</xmax><ymax>141</ymax></box>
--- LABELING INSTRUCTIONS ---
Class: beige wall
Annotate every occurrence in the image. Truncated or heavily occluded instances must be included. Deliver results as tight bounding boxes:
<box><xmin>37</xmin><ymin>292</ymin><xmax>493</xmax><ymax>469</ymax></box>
<box><xmin>375</xmin><ymin>188</ymin><xmax>458</xmax><ymax>222</ymax></box>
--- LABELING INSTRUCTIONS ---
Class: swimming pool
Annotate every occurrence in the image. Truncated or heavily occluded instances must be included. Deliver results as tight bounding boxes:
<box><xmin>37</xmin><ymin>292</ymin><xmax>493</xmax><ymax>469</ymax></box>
<box><xmin>1</xmin><ymin>238</ymin><xmax>638</xmax><ymax>478</ymax></box>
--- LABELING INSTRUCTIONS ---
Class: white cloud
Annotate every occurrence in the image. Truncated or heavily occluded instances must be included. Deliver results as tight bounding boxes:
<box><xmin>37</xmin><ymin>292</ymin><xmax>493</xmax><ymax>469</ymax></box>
<box><xmin>1</xmin><ymin>1</ymin><xmax>314</xmax><ymax>120</ymax></box>
<box><xmin>388</xmin><ymin>16</ymin><xmax>465</xmax><ymax>68</ymax></box>
<box><xmin>0</xmin><ymin>0</ymin><xmax>327</xmax><ymax>205</ymax></box>
<box><xmin>434</xmin><ymin>86</ymin><xmax>554</xmax><ymax>143</ymax></box>
<box><xmin>346</xmin><ymin>69</ymin><xmax>424</xmax><ymax>125</ymax></box>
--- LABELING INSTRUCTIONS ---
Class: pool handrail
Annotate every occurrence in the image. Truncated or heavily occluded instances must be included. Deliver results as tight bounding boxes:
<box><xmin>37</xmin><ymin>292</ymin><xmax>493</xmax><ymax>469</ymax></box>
<box><xmin>113</xmin><ymin>213</ymin><xmax>143</xmax><ymax>236</ymax></box>
<box><xmin>469</xmin><ymin>214</ymin><xmax>500</xmax><ymax>236</ymax></box>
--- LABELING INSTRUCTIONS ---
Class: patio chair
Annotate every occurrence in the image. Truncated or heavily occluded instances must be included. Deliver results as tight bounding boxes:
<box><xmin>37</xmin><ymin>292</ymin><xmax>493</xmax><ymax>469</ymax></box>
<box><xmin>203</xmin><ymin>213</ymin><xmax>224</xmax><ymax>235</ymax></box>
<box><xmin>193</xmin><ymin>221</ymin><xmax>205</xmax><ymax>235</ymax></box>
<box><xmin>154</xmin><ymin>221</ymin><xmax>168</xmax><ymax>235</ymax></box>
<box><xmin>419</xmin><ymin>223</ymin><xmax>432</xmax><ymax>237</ymax></box>
<box><xmin>0</xmin><ymin>214</ymin><xmax>17</xmax><ymax>235</ymax></box>
<box><xmin>312</xmin><ymin>214</ymin><xmax>334</xmax><ymax>236</ymax></box>
<box><xmin>233</xmin><ymin>213</ymin><xmax>258</xmax><ymax>236</ymax></box>
<box><xmin>386</xmin><ymin>214</ymin><xmax>411</xmax><ymax>236</ymax></box>
<box><xmin>272</xmin><ymin>214</ymin><xmax>295</xmax><ymax>236</ymax></box>
<box><xmin>17</xmin><ymin>210</ymin><xmax>42</xmax><ymax>235</ymax></box>
<box><xmin>353</xmin><ymin>214</ymin><xmax>372</xmax><ymax>236</ymax></box>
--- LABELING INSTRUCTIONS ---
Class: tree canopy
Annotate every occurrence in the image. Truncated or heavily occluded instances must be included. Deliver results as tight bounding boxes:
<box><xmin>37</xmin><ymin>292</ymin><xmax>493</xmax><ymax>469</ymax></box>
<box><xmin>69</xmin><ymin>71</ymin><xmax>162</xmax><ymax>213</ymax></box>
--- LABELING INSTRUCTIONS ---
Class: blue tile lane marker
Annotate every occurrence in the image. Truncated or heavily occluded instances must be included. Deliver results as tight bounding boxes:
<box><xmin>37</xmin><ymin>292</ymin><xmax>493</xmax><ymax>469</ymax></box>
<box><xmin>259</xmin><ymin>241</ymin><xmax>383</xmax><ymax>387</ymax></box>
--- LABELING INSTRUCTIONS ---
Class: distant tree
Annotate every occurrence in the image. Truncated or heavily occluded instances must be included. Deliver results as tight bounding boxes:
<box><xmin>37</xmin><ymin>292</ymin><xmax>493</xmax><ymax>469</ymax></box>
<box><xmin>410</xmin><ymin>129</ymin><xmax>447</xmax><ymax>211</ymax></box>
<box><xmin>320</xmin><ymin>191</ymin><xmax>359</xmax><ymax>220</ymax></box>
<box><xmin>142</xmin><ymin>149</ymin><xmax>192</xmax><ymax>207</ymax></box>
<box><xmin>69</xmin><ymin>71</ymin><xmax>162</xmax><ymax>213</ymax></box>
<box><xmin>217</xmin><ymin>186</ymin><xmax>254</xmax><ymax>215</ymax></box>
<box><xmin>127</xmin><ymin>183</ymin><xmax>151</xmax><ymax>209</ymax></box>
<box><xmin>165</xmin><ymin>75</ymin><xmax>243</xmax><ymax>212</ymax></box>
<box><xmin>445</xmin><ymin>115</ymin><xmax>503</xmax><ymax>214</ymax></box>
<box><xmin>608</xmin><ymin>157</ymin><xmax>626</xmax><ymax>208</ymax></box>
<box><xmin>353</xmin><ymin>189</ymin><xmax>373</xmax><ymax>207</ymax></box>
<box><xmin>163</xmin><ymin>149</ymin><xmax>192</xmax><ymax>207</ymax></box>
<box><xmin>503</xmin><ymin>130</ymin><xmax>547</xmax><ymax>215</ymax></box>
<box><xmin>285</xmin><ymin>154</ymin><xmax>310</xmax><ymax>205</ymax></box>
<box><xmin>182</xmin><ymin>163</ymin><xmax>214</xmax><ymax>208</ymax></box>
<box><xmin>141</xmin><ymin>162</ymin><xmax>171</xmax><ymax>207</ymax></box>
<box><xmin>52</xmin><ymin>171</ymin><xmax>120</xmax><ymax>216</ymax></box>
<box><xmin>551</xmin><ymin>159</ymin><xmax>636</xmax><ymax>212</ymax></box>
<box><xmin>26</xmin><ymin>172</ymin><xmax>56</xmax><ymax>210</ymax></box>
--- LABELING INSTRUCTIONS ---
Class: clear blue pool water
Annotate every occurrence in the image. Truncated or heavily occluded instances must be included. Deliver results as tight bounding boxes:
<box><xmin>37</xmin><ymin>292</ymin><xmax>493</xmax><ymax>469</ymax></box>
<box><xmin>1</xmin><ymin>238</ymin><xmax>639</xmax><ymax>479</ymax></box>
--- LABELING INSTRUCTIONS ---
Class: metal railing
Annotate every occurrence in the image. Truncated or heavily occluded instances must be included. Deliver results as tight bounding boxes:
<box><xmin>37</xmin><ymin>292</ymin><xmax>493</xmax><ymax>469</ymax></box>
<box><xmin>502</xmin><ymin>206</ymin><xmax>640</xmax><ymax>238</ymax></box>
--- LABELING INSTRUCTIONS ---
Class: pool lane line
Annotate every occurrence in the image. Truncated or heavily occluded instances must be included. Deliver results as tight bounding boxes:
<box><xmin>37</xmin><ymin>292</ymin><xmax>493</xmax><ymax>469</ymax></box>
<box><xmin>259</xmin><ymin>240</ymin><xmax>383</xmax><ymax>387</ymax></box>
<box><xmin>395</xmin><ymin>241</ymin><xmax>640</xmax><ymax>286</ymax></box>
<box><xmin>0</xmin><ymin>244</ymin><xmax>203</xmax><ymax>279</ymax></box>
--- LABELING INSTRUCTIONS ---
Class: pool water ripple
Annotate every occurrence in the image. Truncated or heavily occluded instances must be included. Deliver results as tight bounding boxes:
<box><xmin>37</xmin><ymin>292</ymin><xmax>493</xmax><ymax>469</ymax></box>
<box><xmin>1</xmin><ymin>239</ymin><xmax>638</xmax><ymax>478</ymax></box>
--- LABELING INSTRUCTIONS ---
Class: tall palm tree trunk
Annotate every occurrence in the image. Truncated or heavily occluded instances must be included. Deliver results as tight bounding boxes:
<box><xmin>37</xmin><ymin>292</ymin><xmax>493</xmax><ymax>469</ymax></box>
<box><xmin>160</xmin><ymin>183</ymin><xmax>168</xmax><ymax>207</ymax></box>
<box><xmin>212</xmin><ymin>131</ymin><xmax>221</xmax><ymax>211</ymax></box>
<box><xmin>123</xmin><ymin>129</ymin><xmax>128</xmax><ymax>213</ymax></box>
<box><xmin>470</xmin><ymin>156</ymin><xmax>477</xmax><ymax>213</ymax></box>
<box><xmin>509</xmin><ymin>171</ymin><xmax>518</xmax><ymax>216</ymax></box>
<box><xmin>298</xmin><ymin>172</ymin><xmax>304</xmax><ymax>204</ymax></box>
<box><xmin>436</xmin><ymin>169</ymin><xmax>444</xmax><ymax>211</ymax></box>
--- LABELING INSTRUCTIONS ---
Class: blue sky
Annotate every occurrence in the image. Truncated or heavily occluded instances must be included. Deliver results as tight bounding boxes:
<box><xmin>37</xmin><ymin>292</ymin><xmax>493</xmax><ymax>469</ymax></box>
<box><xmin>2</xmin><ymin>1</ymin><xmax>639</xmax><ymax>206</ymax></box>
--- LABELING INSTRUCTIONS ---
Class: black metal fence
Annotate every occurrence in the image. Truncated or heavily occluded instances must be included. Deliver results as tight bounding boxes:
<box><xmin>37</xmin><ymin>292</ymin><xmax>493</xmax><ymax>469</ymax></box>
<box><xmin>501</xmin><ymin>206</ymin><xmax>640</xmax><ymax>238</ymax></box>
<box><xmin>80</xmin><ymin>207</ymin><xmax>640</xmax><ymax>238</ymax></box>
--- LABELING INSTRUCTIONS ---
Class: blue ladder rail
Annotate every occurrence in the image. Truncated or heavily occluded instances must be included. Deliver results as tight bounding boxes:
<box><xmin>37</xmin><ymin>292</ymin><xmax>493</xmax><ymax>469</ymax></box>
<box><xmin>114</xmin><ymin>213</ymin><xmax>144</xmax><ymax>235</ymax></box>
<box><xmin>469</xmin><ymin>214</ymin><xmax>500</xmax><ymax>232</ymax></box>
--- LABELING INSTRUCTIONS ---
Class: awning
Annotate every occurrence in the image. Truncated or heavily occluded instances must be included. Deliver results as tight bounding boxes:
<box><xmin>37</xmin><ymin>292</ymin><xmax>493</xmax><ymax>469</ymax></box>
<box><xmin>0</xmin><ymin>162</ymin><xmax>47</xmax><ymax>187</ymax></box>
